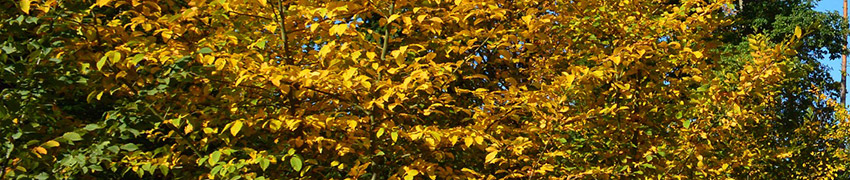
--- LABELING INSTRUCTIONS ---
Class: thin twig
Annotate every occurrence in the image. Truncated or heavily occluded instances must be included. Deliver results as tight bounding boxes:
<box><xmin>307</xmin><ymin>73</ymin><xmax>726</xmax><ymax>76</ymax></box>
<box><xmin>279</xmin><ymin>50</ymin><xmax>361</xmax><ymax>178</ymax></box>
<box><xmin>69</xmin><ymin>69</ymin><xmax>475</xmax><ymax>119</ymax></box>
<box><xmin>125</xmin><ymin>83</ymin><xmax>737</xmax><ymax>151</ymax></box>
<box><xmin>380</xmin><ymin>1</ymin><xmax>396</xmax><ymax>61</ymax></box>
<box><xmin>275</xmin><ymin>0</ymin><xmax>290</xmax><ymax>63</ymax></box>
<box><xmin>441</xmin><ymin>36</ymin><xmax>492</xmax><ymax>91</ymax></box>
<box><xmin>226</xmin><ymin>11</ymin><xmax>273</xmax><ymax>20</ymax></box>
<box><xmin>144</xmin><ymin>103</ymin><xmax>204</xmax><ymax>158</ymax></box>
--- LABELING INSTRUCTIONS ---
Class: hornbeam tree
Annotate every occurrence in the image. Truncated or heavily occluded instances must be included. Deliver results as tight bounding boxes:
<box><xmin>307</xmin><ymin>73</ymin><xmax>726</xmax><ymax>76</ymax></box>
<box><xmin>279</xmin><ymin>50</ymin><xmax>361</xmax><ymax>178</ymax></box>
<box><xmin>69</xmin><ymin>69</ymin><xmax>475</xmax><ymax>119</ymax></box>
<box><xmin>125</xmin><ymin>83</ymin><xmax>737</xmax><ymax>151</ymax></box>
<box><xmin>1</xmin><ymin>0</ymin><xmax>848</xmax><ymax>179</ymax></box>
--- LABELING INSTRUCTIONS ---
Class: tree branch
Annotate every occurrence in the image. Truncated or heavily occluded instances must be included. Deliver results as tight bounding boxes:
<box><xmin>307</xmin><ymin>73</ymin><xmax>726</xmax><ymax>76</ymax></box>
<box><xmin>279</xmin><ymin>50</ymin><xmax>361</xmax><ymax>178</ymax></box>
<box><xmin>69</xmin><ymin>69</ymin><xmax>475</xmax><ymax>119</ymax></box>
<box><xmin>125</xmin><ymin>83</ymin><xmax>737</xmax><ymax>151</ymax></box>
<box><xmin>380</xmin><ymin>1</ymin><xmax>396</xmax><ymax>61</ymax></box>
<box><xmin>143</xmin><ymin>103</ymin><xmax>204</xmax><ymax>158</ymax></box>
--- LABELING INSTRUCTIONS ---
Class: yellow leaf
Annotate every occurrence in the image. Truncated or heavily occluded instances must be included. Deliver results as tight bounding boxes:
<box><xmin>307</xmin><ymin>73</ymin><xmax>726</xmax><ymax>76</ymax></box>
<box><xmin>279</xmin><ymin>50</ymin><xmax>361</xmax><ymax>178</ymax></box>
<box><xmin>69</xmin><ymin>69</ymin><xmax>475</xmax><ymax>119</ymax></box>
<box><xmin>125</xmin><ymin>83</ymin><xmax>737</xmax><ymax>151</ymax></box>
<box><xmin>391</xmin><ymin>49</ymin><xmax>402</xmax><ymax>59</ymax></box>
<box><xmin>589</xmin><ymin>70</ymin><xmax>605</xmax><ymax>79</ymax></box>
<box><xmin>203</xmin><ymin>55</ymin><xmax>216</xmax><ymax>65</ymax></box>
<box><xmin>522</xmin><ymin>15</ymin><xmax>532</xmax><ymax>24</ymax></box>
<box><xmin>348</xmin><ymin>120</ymin><xmax>358</xmax><ymax>129</ymax></box>
<box><xmin>96</xmin><ymin>91</ymin><xmax>104</xmax><ymax>100</ymax></box>
<box><xmin>485</xmin><ymin>150</ymin><xmax>498</xmax><ymax>164</ymax></box>
<box><xmin>777</xmin><ymin>152</ymin><xmax>793</xmax><ymax>158</ymax></box>
<box><xmin>474</xmin><ymin>136</ymin><xmax>484</xmax><ymax>145</ymax></box>
<box><xmin>184</xmin><ymin>122</ymin><xmax>194</xmax><ymax>133</ymax></box>
<box><xmin>429</xmin><ymin>17</ymin><xmax>443</xmax><ymax>23</ymax></box>
<box><xmin>20</xmin><ymin>0</ymin><xmax>30</xmax><ymax>14</ymax></box>
<box><xmin>393</xmin><ymin>46</ymin><xmax>408</xmax><ymax>59</ymax></box>
<box><xmin>391</xmin><ymin>131</ymin><xmax>398</xmax><ymax>142</ymax></box>
<box><xmin>464</xmin><ymin>136</ymin><xmax>473</xmax><ymax>147</ymax></box>
<box><xmin>331</xmin><ymin>24</ymin><xmax>348</xmax><ymax>36</ymax></box>
<box><xmin>43</xmin><ymin>140</ymin><xmax>60</xmax><ymax>148</ymax></box>
<box><xmin>271</xmin><ymin>75</ymin><xmax>283</xmax><ymax>87</ymax></box>
<box><xmin>161</xmin><ymin>30</ymin><xmax>173</xmax><ymax>40</ymax></box>
<box><xmin>230</xmin><ymin>120</ymin><xmax>243</xmax><ymax>136</ymax></box>
<box><xmin>351</xmin><ymin>51</ymin><xmax>362</xmax><ymax>59</ymax></box>
<box><xmin>541</xmin><ymin>164</ymin><xmax>555</xmax><ymax>172</ymax></box>
<box><xmin>96</xmin><ymin>0</ymin><xmax>111</xmax><ymax>7</ymax></box>
<box><xmin>387</xmin><ymin>14</ymin><xmax>401</xmax><ymax>24</ymax></box>
<box><xmin>343</xmin><ymin>68</ymin><xmax>357</xmax><ymax>81</ymax></box>
<box><xmin>417</xmin><ymin>15</ymin><xmax>427</xmax><ymax>22</ymax></box>
<box><xmin>310</xmin><ymin>23</ymin><xmax>319</xmax><ymax>33</ymax></box>
<box><xmin>410</xmin><ymin>132</ymin><xmax>423</xmax><ymax>140</ymax></box>
<box><xmin>214</xmin><ymin>59</ymin><xmax>226</xmax><ymax>70</ymax></box>
<box><xmin>361</xmin><ymin>79</ymin><xmax>372</xmax><ymax>89</ymax></box>
<box><xmin>377</xmin><ymin>128</ymin><xmax>385</xmax><ymax>138</ymax></box>
<box><xmin>794</xmin><ymin>26</ymin><xmax>802</xmax><ymax>38</ymax></box>
<box><xmin>108</xmin><ymin>51</ymin><xmax>121</xmax><ymax>63</ymax></box>
<box><xmin>404</xmin><ymin>169</ymin><xmax>419</xmax><ymax>180</ymax></box>
<box><xmin>366</xmin><ymin>52</ymin><xmax>377</xmax><ymax>60</ymax></box>
<box><xmin>318</xmin><ymin>44</ymin><xmax>333</xmax><ymax>58</ymax></box>
<box><xmin>693</xmin><ymin>51</ymin><xmax>703</xmax><ymax>59</ymax></box>
<box><xmin>34</xmin><ymin>147</ymin><xmax>47</xmax><ymax>155</ymax></box>
<box><xmin>449</xmin><ymin>135</ymin><xmax>458</xmax><ymax>146</ymax></box>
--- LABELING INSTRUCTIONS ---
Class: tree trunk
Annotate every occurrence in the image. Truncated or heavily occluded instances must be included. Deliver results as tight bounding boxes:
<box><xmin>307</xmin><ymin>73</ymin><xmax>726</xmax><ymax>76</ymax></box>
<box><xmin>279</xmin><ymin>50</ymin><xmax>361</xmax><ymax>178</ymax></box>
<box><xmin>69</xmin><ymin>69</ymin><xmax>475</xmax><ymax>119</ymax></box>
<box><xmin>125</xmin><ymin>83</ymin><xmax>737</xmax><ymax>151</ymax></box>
<box><xmin>842</xmin><ymin>0</ymin><xmax>847</xmax><ymax>105</ymax></box>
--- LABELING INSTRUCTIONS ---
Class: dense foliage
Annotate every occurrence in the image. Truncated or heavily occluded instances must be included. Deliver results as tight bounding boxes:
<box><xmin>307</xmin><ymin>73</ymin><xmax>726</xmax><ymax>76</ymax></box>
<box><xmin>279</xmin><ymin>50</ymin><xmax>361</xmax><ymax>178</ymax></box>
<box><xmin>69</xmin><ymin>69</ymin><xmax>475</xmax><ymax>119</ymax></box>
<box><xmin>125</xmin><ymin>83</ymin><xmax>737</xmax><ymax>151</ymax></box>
<box><xmin>1</xmin><ymin>0</ymin><xmax>849</xmax><ymax>179</ymax></box>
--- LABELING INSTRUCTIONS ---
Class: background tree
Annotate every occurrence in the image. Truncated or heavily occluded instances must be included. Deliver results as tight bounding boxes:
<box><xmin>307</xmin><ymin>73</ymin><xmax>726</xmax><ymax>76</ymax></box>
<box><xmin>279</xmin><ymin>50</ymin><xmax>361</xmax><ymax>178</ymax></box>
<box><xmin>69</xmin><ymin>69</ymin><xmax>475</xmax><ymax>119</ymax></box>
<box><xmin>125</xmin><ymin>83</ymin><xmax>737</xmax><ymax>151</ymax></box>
<box><xmin>717</xmin><ymin>0</ymin><xmax>850</xmax><ymax>178</ymax></box>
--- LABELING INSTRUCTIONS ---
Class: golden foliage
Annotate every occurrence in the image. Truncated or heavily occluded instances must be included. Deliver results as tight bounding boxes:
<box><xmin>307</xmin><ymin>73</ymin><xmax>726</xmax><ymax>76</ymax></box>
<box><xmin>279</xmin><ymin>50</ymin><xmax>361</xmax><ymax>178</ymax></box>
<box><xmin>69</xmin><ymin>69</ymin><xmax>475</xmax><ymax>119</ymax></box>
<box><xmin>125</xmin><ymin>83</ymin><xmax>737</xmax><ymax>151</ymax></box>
<box><xmin>11</xmin><ymin>0</ymin><xmax>848</xmax><ymax>179</ymax></box>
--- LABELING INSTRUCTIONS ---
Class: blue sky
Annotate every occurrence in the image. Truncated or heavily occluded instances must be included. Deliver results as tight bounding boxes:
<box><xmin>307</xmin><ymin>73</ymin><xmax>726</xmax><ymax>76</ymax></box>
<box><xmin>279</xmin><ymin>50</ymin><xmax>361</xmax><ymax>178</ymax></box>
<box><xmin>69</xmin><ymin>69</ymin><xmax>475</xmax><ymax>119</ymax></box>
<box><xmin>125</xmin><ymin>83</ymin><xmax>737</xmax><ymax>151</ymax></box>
<box><xmin>815</xmin><ymin>0</ymin><xmax>844</xmax><ymax>84</ymax></box>
<box><xmin>815</xmin><ymin>0</ymin><xmax>846</xmax><ymax>102</ymax></box>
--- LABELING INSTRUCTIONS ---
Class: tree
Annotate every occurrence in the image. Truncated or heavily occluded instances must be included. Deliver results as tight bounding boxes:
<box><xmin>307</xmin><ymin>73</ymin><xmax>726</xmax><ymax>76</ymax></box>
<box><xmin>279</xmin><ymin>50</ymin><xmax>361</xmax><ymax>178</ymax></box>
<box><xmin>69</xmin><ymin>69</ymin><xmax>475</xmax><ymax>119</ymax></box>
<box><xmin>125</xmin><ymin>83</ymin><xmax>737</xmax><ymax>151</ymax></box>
<box><xmin>1</xmin><ymin>0</ymin><xmax>847</xmax><ymax>179</ymax></box>
<box><xmin>718</xmin><ymin>0</ymin><xmax>850</xmax><ymax>178</ymax></box>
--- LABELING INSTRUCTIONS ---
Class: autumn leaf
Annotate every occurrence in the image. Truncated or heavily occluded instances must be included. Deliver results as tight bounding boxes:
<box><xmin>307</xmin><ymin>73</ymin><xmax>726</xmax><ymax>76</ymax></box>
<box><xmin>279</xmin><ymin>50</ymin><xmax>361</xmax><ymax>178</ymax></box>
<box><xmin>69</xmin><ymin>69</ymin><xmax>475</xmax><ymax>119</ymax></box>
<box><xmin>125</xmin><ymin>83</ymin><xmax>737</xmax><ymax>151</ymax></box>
<box><xmin>230</xmin><ymin>120</ymin><xmax>243</xmax><ymax>136</ymax></box>
<box><xmin>42</xmin><ymin>140</ymin><xmax>59</xmax><ymax>148</ymax></box>
<box><xmin>485</xmin><ymin>150</ymin><xmax>498</xmax><ymax>164</ymax></box>
<box><xmin>19</xmin><ymin>0</ymin><xmax>30</xmax><ymax>14</ymax></box>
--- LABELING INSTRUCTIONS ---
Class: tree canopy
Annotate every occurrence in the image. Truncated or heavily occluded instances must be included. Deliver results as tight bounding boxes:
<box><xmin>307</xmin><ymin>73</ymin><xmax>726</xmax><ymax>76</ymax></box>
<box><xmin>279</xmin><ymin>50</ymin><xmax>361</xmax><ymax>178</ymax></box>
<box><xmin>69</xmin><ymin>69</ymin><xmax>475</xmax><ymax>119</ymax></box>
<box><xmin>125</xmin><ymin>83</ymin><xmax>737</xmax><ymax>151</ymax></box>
<box><xmin>1</xmin><ymin>0</ymin><xmax>849</xmax><ymax>179</ymax></box>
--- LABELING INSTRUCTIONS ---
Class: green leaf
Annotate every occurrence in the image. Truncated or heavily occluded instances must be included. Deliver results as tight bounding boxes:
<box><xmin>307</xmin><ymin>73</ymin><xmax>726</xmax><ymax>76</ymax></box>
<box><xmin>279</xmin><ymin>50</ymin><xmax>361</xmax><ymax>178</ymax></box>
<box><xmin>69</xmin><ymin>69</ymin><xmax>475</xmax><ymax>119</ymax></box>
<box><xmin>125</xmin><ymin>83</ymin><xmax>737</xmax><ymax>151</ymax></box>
<box><xmin>84</xmin><ymin>124</ymin><xmax>101</xmax><ymax>131</ymax></box>
<box><xmin>159</xmin><ymin>165</ymin><xmax>169</xmax><ymax>176</ymax></box>
<box><xmin>290</xmin><ymin>156</ymin><xmax>302</xmax><ymax>171</ymax></box>
<box><xmin>131</xmin><ymin>54</ymin><xmax>145</xmax><ymax>65</ymax></box>
<box><xmin>107</xmin><ymin>145</ymin><xmax>120</xmax><ymax>153</ymax></box>
<box><xmin>34</xmin><ymin>172</ymin><xmax>48</xmax><ymax>180</ymax></box>
<box><xmin>63</xmin><ymin>132</ymin><xmax>83</xmax><ymax>141</ymax></box>
<box><xmin>121</xmin><ymin>143</ymin><xmax>139</xmax><ymax>151</ymax></box>
<box><xmin>260</xmin><ymin>158</ymin><xmax>270</xmax><ymax>171</ymax></box>
<box><xmin>12</xmin><ymin>131</ymin><xmax>21</xmax><ymax>139</ymax></box>
<box><xmin>171</xmin><ymin>117</ymin><xmax>182</xmax><ymax>126</ymax></box>
<box><xmin>97</xmin><ymin>56</ymin><xmax>107</xmax><ymax>70</ymax></box>
<box><xmin>2</xmin><ymin>45</ymin><xmax>16</xmax><ymax>54</ymax></box>
<box><xmin>108</xmin><ymin>51</ymin><xmax>122</xmax><ymax>63</ymax></box>
<box><xmin>209</xmin><ymin>151</ymin><xmax>221</xmax><ymax>165</ymax></box>
<box><xmin>683</xmin><ymin>120</ymin><xmax>691</xmax><ymax>128</ymax></box>
<box><xmin>198</xmin><ymin>47</ymin><xmax>214</xmax><ymax>54</ymax></box>
<box><xmin>257</xmin><ymin>40</ymin><xmax>266</xmax><ymax>49</ymax></box>
<box><xmin>210</xmin><ymin>165</ymin><xmax>222</xmax><ymax>177</ymax></box>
